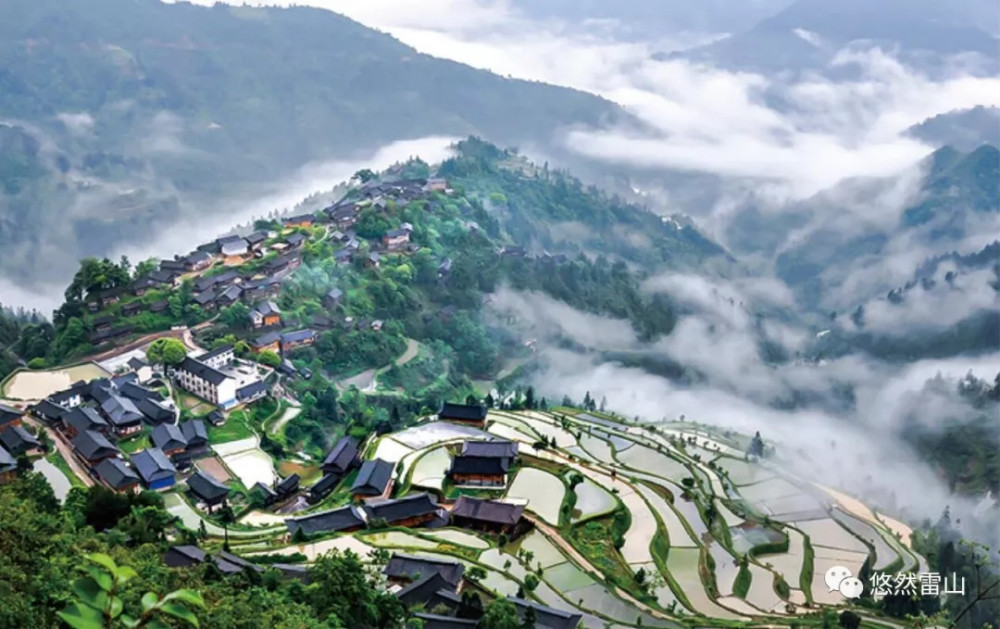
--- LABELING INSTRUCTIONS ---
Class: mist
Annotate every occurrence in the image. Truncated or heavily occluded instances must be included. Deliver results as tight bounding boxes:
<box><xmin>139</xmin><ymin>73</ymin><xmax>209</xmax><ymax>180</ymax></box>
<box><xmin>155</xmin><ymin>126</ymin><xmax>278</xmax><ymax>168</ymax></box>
<box><xmin>0</xmin><ymin>136</ymin><xmax>456</xmax><ymax>314</ymax></box>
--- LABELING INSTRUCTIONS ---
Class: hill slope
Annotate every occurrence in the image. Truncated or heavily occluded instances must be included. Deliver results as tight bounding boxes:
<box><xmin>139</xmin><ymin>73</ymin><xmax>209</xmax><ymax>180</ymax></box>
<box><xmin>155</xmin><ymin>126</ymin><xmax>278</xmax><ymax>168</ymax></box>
<box><xmin>0</xmin><ymin>0</ymin><xmax>625</xmax><ymax>284</ymax></box>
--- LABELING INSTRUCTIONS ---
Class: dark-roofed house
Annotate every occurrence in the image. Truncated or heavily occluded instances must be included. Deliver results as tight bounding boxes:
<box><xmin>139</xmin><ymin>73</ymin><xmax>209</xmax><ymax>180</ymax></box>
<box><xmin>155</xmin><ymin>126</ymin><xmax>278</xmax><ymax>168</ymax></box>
<box><xmin>448</xmin><ymin>455</ymin><xmax>508</xmax><ymax>487</ymax></box>
<box><xmin>64</xmin><ymin>406</ymin><xmax>109</xmax><ymax>438</ymax></box>
<box><xmin>250</xmin><ymin>330</ymin><xmax>282</xmax><ymax>354</ymax></box>
<box><xmin>151</xmin><ymin>424</ymin><xmax>187</xmax><ymax>456</ymax></box>
<box><xmin>284</xmin><ymin>214</ymin><xmax>314</xmax><ymax>227</ymax></box>
<box><xmin>280</xmin><ymin>329</ymin><xmax>316</xmax><ymax>352</ymax></box>
<box><xmin>275</xmin><ymin>474</ymin><xmax>300</xmax><ymax>499</ymax></box>
<box><xmin>95</xmin><ymin>458</ymin><xmax>140</xmax><ymax>493</ymax></box>
<box><xmin>251</xmin><ymin>481</ymin><xmax>278</xmax><ymax>506</ymax></box>
<box><xmin>461</xmin><ymin>440</ymin><xmax>518</xmax><ymax>461</ymax></box>
<box><xmin>321</xmin><ymin>437</ymin><xmax>359</xmax><ymax>476</ymax></box>
<box><xmin>31</xmin><ymin>399</ymin><xmax>67</xmax><ymax>425</ymax></box>
<box><xmin>351</xmin><ymin>458</ymin><xmax>394</xmax><ymax>498</ymax></box>
<box><xmin>245</xmin><ymin>231</ymin><xmax>268</xmax><ymax>250</ymax></box>
<box><xmin>508</xmin><ymin>597</ymin><xmax>583</xmax><ymax>629</ymax></box>
<box><xmin>411</xmin><ymin>613</ymin><xmax>477</xmax><ymax>629</ymax></box>
<box><xmin>213</xmin><ymin>551</ymin><xmax>263</xmax><ymax>575</ymax></box>
<box><xmin>438</xmin><ymin>402</ymin><xmax>488</xmax><ymax>426</ymax></box>
<box><xmin>323</xmin><ymin>287</ymin><xmax>343</xmax><ymax>310</ymax></box>
<box><xmin>216</xmin><ymin>285</ymin><xmax>243</xmax><ymax>307</ymax></box>
<box><xmin>363</xmin><ymin>492</ymin><xmax>440</xmax><ymax>527</ymax></box>
<box><xmin>0</xmin><ymin>403</ymin><xmax>24</xmax><ymax>431</ymax></box>
<box><xmin>127</xmin><ymin>356</ymin><xmax>153</xmax><ymax>383</ymax></box>
<box><xmin>395</xmin><ymin>573</ymin><xmax>456</xmax><ymax>609</ymax></box>
<box><xmin>187</xmin><ymin>471</ymin><xmax>229</xmax><ymax>512</ymax></box>
<box><xmin>384</xmin><ymin>553</ymin><xmax>464</xmax><ymax>589</ymax></box>
<box><xmin>122</xmin><ymin>301</ymin><xmax>142</xmax><ymax>317</ymax></box>
<box><xmin>100</xmin><ymin>395</ymin><xmax>144</xmax><ymax>436</ymax></box>
<box><xmin>180</xmin><ymin>420</ymin><xmax>209</xmax><ymax>457</ymax></box>
<box><xmin>132</xmin><ymin>448</ymin><xmax>177</xmax><ymax>490</ymax></box>
<box><xmin>285</xmin><ymin>505</ymin><xmax>365</xmax><ymax>538</ymax></box>
<box><xmin>450</xmin><ymin>496</ymin><xmax>529</xmax><ymax>539</ymax></box>
<box><xmin>236</xmin><ymin>380</ymin><xmax>269</xmax><ymax>404</ymax></box>
<box><xmin>136</xmin><ymin>398</ymin><xmax>176</xmax><ymax>425</ymax></box>
<box><xmin>185</xmin><ymin>251</ymin><xmax>213</xmax><ymax>272</ymax></box>
<box><xmin>382</xmin><ymin>228</ymin><xmax>410</xmax><ymax>251</ymax></box>
<box><xmin>307</xmin><ymin>473</ymin><xmax>340</xmax><ymax>503</ymax></box>
<box><xmin>0</xmin><ymin>445</ymin><xmax>15</xmax><ymax>483</ymax></box>
<box><xmin>163</xmin><ymin>545</ymin><xmax>207</xmax><ymax>568</ymax></box>
<box><xmin>0</xmin><ymin>425</ymin><xmax>41</xmax><ymax>456</ymax></box>
<box><xmin>120</xmin><ymin>381</ymin><xmax>162</xmax><ymax>404</ymax></box>
<box><xmin>72</xmin><ymin>429</ymin><xmax>119</xmax><ymax>465</ymax></box>
<box><xmin>285</xmin><ymin>232</ymin><xmax>308</xmax><ymax>248</ymax></box>
<box><xmin>250</xmin><ymin>301</ymin><xmax>282</xmax><ymax>328</ymax></box>
<box><xmin>207</xmin><ymin>410</ymin><xmax>225</xmax><ymax>427</ymax></box>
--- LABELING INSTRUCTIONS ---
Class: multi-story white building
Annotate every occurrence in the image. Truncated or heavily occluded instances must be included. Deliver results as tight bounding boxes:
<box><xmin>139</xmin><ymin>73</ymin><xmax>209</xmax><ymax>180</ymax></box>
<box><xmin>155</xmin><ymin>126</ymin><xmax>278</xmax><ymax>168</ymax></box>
<box><xmin>171</xmin><ymin>356</ymin><xmax>238</xmax><ymax>410</ymax></box>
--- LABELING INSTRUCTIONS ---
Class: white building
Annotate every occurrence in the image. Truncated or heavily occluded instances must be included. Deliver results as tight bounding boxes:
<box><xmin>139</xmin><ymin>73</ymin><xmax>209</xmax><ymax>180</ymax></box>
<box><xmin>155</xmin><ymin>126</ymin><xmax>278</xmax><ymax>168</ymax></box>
<box><xmin>171</xmin><ymin>357</ymin><xmax>237</xmax><ymax>410</ymax></box>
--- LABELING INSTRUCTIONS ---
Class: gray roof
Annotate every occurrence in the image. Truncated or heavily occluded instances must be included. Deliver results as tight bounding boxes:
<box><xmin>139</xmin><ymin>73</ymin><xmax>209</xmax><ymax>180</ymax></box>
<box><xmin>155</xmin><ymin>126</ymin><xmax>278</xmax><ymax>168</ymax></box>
<box><xmin>363</xmin><ymin>492</ymin><xmax>439</xmax><ymax>523</ymax></box>
<box><xmin>451</xmin><ymin>496</ymin><xmax>524</xmax><ymax>525</ymax></box>
<box><xmin>237</xmin><ymin>380</ymin><xmax>268</xmax><ymax>401</ymax></box>
<box><xmin>351</xmin><ymin>458</ymin><xmax>393</xmax><ymax>495</ymax></box>
<box><xmin>72</xmin><ymin>429</ymin><xmax>118</xmax><ymax>461</ymax></box>
<box><xmin>508</xmin><ymin>597</ymin><xmax>584</xmax><ymax>629</ymax></box>
<box><xmin>198</xmin><ymin>344</ymin><xmax>234</xmax><ymax>363</ymax></box>
<box><xmin>95</xmin><ymin>458</ymin><xmax>139</xmax><ymax>489</ymax></box>
<box><xmin>151</xmin><ymin>424</ymin><xmax>187</xmax><ymax>451</ymax></box>
<box><xmin>180</xmin><ymin>420</ymin><xmax>208</xmax><ymax>444</ymax></box>
<box><xmin>322</xmin><ymin>437</ymin><xmax>359</xmax><ymax>473</ymax></box>
<box><xmin>101</xmin><ymin>395</ymin><xmax>144</xmax><ymax>427</ymax></box>
<box><xmin>384</xmin><ymin>553</ymin><xmax>464</xmax><ymax>587</ymax></box>
<box><xmin>253</xmin><ymin>300</ymin><xmax>281</xmax><ymax>317</ymax></box>
<box><xmin>0</xmin><ymin>445</ymin><xmax>15</xmax><ymax>473</ymax></box>
<box><xmin>220</xmin><ymin>239</ymin><xmax>248</xmax><ymax>256</ymax></box>
<box><xmin>131</xmin><ymin>448</ymin><xmax>176</xmax><ymax>483</ymax></box>
<box><xmin>177</xmin><ymin>357</ymin><xmax>230</xmax><ymax>386</ymax></box>
<box><xmin>284</xmin><ymin>505</ymin><xmax>365</xmax><ymax>536</ymax></box>
<box><xmin>187</xmin><ymin>471</ymin><xmax>229</xmax><ymax>502</ymax></box>
<box><xmin>461</xmin><ymin>440</ymin><xmax>518</xmax><ymax>459</ymax></box>
<box><xmin>0</xmin><ymin>425</ymin><xmax>39</xmax><ymax>453</ymax></box>
<box><xmin>280</xmin><ymin>329</ymin><xmax>316</xmax><ymax>344</ymax></box>
<box><xmin>0</xmin><ymin>403</ymin><xmax>21</xmax><ymax>428</ymax></box>
<box><xmin>65</xmin><ymin>407</ymin><xmax>108</xmax><ymax>433</ymax></box>
<box><xmin>252</xmin><ymin>331</ymin><xmax>282</xmax><ymax>347</ymax></box>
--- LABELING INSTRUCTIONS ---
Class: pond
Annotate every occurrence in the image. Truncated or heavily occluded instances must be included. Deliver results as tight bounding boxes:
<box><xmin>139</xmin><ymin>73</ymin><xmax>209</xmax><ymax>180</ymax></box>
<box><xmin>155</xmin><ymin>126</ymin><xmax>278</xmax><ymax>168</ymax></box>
<box><xmin>618</xmin><ymin>486</ymin><xmax>660</xmax><ymax>564</ymax></box>
<box><xmin>572</xmin><ymin>477</ymin><xmax>617</xmax><ymax>522</ymax></box>
<box><xmin>506</xmin><ymin>467</ymin><xmax>565</xmax><ymax>525</ymax></box>
<box><xmin>408</xmin><ymin>445</ymin><xmax>451</xmax><ymax>490</ymax></box>
<box><xmin>745</xmin><ymin>564</ymin><xmax>783</xmax><ymax>612</ymax></box>
<box><xmin>4</xmin><ymin>362</ymin><xmax>111</xmax><ymax>400</ymax></box>
<box><xmin>222</xmin><ymin>447</ymin><xmax>277</xmax><ymax>488</ymax></box>
<box><xmin>391</xmin><ymin>421</ymin><xmax>491</xmax><ymax>449</ymax></box>
<box><xmin>831</xmin><ymin>510</ymin><xmax>900</xmax><ymax>571</ymax></box>
<box><xmin>424</xmin><ymin>528</ymin><xmax>490</xmax><ymax>550</ymax></box>
<box><xmin>34</xmin><ymin>457</ymin><xmax>71</xmax><ymax>502</ymax></box>
<box><xmin>371</xmin><ymin>436</ymin><xmax>413</xmax><ymax>463</ymax></box>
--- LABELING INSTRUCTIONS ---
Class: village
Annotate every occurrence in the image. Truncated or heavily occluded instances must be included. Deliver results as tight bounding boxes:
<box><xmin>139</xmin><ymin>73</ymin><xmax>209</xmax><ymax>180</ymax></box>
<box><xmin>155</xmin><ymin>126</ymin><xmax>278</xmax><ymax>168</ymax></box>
<box><xmin>0</xmin><ymin>171</ymin><xmax>930</xmax><ymax>629</ymax></box>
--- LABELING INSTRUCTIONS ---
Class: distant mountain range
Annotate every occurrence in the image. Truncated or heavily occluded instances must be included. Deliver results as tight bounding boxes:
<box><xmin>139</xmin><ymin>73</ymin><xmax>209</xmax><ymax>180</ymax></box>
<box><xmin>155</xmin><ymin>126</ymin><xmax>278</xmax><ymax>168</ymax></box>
<box><xmin>673</xmin><ymin>0</ymin><xmax>999</xmax><ymax>75</ymax></box>
<box><xmin>907</xmin><ymin>107</ymin><xmax>1000</xmax><ymax>151</ymax></box>
<box><xmin>0</xmin><ymin>0</ymin><xmax>626</xmax><ymax>284</ymax></box>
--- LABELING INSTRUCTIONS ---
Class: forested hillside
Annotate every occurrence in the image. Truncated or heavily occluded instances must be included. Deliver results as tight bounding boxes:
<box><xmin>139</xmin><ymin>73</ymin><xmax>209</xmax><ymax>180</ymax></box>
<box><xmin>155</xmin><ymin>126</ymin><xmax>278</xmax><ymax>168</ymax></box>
<box><xmin>0</xmin><ymin>0</ymin><xmax>625</xmax><ymax>283</ymax></box>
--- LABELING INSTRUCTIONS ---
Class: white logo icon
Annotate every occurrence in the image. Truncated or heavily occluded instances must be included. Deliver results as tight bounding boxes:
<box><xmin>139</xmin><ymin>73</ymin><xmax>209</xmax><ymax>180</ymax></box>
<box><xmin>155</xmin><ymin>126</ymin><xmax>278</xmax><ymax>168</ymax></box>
<box><xmin>839</xmin><ymin>577</ymin><xmax>864</xmax><ymax>599</ymax></box>
<box><xmin>824</xmin><ymin>565</ymin><xmax>864</xmax><ymax>599</ymax></box>
<box><xmin>825</xmin><ymin>565</ymin><xmax>852</xmax><ymax>592</ymax></box>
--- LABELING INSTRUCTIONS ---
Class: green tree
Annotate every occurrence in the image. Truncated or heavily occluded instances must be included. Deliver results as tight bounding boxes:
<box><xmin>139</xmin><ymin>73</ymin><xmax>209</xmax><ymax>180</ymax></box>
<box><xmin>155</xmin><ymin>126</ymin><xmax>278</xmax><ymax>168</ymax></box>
<box><xmin>146</xmin><ymin>337</ymin><xmax>188</xmax><ymax>366</ymax></box>
<box><xmin>352</xmin><ymin>169</ymin><xmax>376</xmax><ymax>183</ymax></box>
<box><xmin>58</xmin><ymin>553</ymin><xmax>205</xmax><ymax>629</ymax></box>
<box><xmin>220</xmin><ymin>303</ymin><xmax>251</xmax><ymax>328</ymax></box>
<box><xmin>257</xmin><ymin>350</ymin><xmax>281</xmax><ymax>368</ymax></box>
<box><xmin>306</xmin><ymin>550</ymin><xmax>405</xmax><ymax>628</ymax></box>
<box><xmin>479</xmin><ymin>599</ymin><xmax>521</xmax><ymax>629</ymax></box>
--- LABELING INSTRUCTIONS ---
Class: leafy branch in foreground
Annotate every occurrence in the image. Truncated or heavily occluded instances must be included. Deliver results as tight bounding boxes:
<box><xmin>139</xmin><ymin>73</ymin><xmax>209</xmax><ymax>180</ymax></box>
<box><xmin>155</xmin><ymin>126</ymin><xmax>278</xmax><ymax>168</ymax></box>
<box><xmin>58</xmin><ymin>553</ymin><xmax>205</xmax><ymax>629</ymax></box>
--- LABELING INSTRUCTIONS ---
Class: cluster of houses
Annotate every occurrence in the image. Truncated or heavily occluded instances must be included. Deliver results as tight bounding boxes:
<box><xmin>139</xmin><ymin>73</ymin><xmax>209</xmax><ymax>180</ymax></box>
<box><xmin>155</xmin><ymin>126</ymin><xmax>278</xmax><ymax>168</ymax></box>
<box><xmin>0</xmin><ymin>403</ymin><xmax>41</xmax><ymax>483</ymax></box>
<box><xmin>168</xmin><ymin>344</ymin><xmax>268</xmax><ymax>411</ymax></box>
<box><xmin>160</xmin><ymin>543</ymin><xmax>579</xmax><ymax>628</ymax></box>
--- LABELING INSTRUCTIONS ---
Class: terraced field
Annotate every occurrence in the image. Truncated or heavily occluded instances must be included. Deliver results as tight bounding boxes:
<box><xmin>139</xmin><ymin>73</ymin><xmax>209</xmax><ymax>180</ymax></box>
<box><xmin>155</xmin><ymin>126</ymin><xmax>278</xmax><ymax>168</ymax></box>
<box><xmin>232</xmin><ymin>410</ymin><xmax>926</xmax><ymax>627</ymax></box>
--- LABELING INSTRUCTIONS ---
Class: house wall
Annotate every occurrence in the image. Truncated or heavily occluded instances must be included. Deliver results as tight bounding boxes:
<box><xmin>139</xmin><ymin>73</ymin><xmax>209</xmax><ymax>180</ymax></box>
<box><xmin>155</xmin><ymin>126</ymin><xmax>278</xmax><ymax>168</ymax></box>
<box><xmin>451</xmin><ymin>472</ymin><xmax>505</xmax><ymax>486</ymax></box>
<box><xmin>148</xmin><ymin>475</ymin><xmax>175</xmax><ymax>491</ymax></box>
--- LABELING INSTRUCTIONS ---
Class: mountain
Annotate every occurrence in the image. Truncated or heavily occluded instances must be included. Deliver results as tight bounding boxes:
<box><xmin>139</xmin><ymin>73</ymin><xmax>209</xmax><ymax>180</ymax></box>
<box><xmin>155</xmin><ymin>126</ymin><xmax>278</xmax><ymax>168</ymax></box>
<box><xmin>507</xmin><ymin>0</ymin><xmax>794</xmax><ymax>44</ymax></box>
<box><xmin>907</xmin><ymin>107</ymin><xmax>1000</xmax><ymax>151</ymax></box>
<box><xmin>0</xmin><ymin>0</ymin><xmax>627</xmax><ymax>285</ymax></box>
<box><xmin>677</xmin><ymin>0</ymin><xmax>999</xmax><ymax>75</ymax></box>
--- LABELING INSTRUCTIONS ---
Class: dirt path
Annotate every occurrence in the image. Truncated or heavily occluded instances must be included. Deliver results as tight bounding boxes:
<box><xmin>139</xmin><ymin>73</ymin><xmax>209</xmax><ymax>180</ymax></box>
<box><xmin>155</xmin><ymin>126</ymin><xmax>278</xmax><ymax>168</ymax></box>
<box><xmin>393</xmin><ymin>339</ymin><xmax>420</xmax><ymax>367</ymax></box>
<box><xmin>338</xmin><ymin>368</ymin><xmax>376</xmax><ymax>391</ymax></box>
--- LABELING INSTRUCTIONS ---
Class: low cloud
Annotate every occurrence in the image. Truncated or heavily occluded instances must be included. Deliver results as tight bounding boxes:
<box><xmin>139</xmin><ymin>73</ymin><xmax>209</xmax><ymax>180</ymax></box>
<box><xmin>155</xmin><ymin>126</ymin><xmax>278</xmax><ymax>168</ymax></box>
<box><xmin>56</xmin><ymin>112</ymin><xmax>95</xmax><ymax>136</ymax></box>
